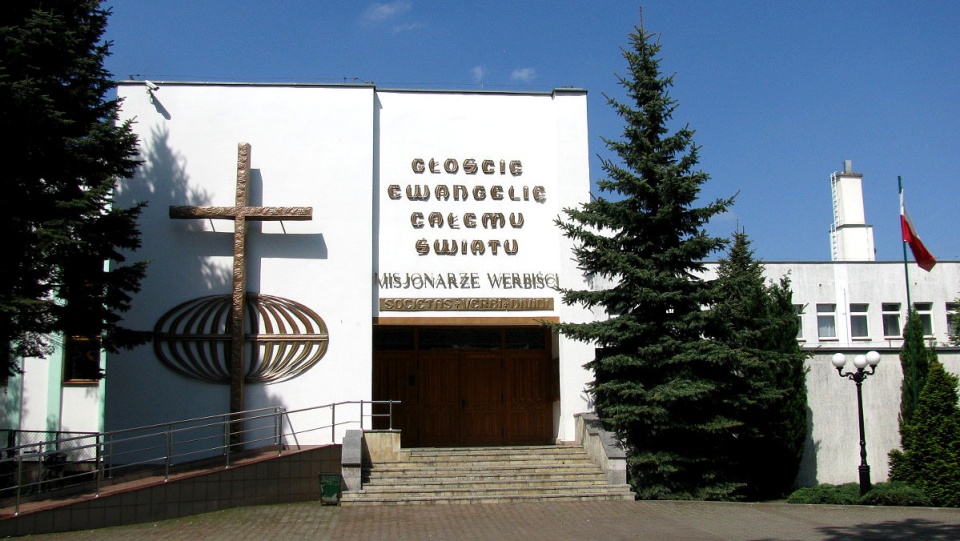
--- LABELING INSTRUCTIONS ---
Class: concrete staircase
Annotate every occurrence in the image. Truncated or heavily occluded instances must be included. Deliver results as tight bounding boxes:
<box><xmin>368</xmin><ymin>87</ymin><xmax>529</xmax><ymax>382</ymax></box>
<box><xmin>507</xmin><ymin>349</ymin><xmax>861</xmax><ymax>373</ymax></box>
<box><xmin>341</xmin><ymin>445</ymin><xmax>634</xmax><ymax>505</ymax></box>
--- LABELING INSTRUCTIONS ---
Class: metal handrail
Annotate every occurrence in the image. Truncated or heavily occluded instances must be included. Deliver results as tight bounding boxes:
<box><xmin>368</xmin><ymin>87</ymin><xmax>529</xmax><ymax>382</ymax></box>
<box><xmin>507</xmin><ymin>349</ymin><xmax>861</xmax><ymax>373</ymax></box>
<box><xmin>0</xmin><ymin>400</ymin><xmax>399</xmax><ymax>516</ymax></box>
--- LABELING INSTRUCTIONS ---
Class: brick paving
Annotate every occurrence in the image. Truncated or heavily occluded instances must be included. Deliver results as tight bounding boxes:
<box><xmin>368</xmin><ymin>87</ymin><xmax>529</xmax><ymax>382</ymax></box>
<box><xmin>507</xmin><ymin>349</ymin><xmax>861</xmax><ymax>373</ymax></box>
<box><xmin>22</xmin><ymin>500</ymin><xmax>960</xmax><ymax>540</ymax></box>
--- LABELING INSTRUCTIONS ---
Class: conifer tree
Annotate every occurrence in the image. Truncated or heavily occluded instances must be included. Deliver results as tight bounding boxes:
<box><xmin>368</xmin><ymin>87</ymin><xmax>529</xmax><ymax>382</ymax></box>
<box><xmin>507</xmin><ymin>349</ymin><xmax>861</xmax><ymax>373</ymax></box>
<box><xmin>710</xmin><ymin>232</ymin><xmax>808</xmax><ymax>499</ymax></box>
<box><xmin>554</xmin><ymin>24</ymin><xmax>735</xmax><ymax>499</ymax></box>
<box><xmin>889</xmin><ymin>361</ymin><xmax>960</xmax><ymax>507</ymax></box>
<box><xmin>0</xmin><ymin>1</ymin><xmax>147</xmax><ymax>378</ymax></box>
<box><xmin>898</xmin><ymin>311</ymin><xmax>935</xmax><ymax>428</ymax></box>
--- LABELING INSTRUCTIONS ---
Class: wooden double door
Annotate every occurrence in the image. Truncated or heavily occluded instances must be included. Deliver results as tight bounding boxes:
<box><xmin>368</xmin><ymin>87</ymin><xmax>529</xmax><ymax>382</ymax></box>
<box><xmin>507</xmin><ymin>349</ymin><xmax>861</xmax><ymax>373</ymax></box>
<box><xmin>374</xmin><ymin>346</ymin><xmax>554</xmax><ymax>447</ymax></box>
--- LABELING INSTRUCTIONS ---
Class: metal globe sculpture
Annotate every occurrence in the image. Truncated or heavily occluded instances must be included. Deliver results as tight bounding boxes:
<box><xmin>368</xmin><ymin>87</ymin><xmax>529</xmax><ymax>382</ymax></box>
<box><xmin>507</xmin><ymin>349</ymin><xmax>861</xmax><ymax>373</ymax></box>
<box><xmin>153</xmin><ymin>294</ymin><xmax>328</xmax><ymax>383</ymax></box>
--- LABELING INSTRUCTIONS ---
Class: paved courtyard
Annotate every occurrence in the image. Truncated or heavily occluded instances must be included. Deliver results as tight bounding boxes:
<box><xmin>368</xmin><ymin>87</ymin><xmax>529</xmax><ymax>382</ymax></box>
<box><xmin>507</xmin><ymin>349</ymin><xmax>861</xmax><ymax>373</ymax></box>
<box><xmin>24</xmin><ymin>500</ymin><xmax>960</xmax><ymax>540</ymax></box>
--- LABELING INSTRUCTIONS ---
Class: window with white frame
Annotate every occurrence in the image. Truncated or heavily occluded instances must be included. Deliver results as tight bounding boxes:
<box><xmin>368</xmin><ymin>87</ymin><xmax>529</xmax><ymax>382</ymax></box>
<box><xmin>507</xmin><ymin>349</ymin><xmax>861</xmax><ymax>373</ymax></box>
<box><xmin>850</xmin><ymin>303</ymin><xmax>869</xmax><ymax>339</ymax></box>
<box><xmin>882</xmin><ymin>303</ymin><xmax>902</xmax><ymax>338</ymax></box>
<box><xmin>947</xmin><ymin>302</ymin><xmax>958</xmax><ymax>340</ymax></box>
<box><xmin>794</xmin><ymin>304</ymin><xmax>805</xmax><ymax>340</ymax></box>
<box><xmin>914</xmin><ymin>302</ymin><xmax>934</xmax><ymax>337</ymax></box>
<box><xmin>817</xmin><ymin>303</ymin><xmax>837</xmax><ymax>339</ymax></box>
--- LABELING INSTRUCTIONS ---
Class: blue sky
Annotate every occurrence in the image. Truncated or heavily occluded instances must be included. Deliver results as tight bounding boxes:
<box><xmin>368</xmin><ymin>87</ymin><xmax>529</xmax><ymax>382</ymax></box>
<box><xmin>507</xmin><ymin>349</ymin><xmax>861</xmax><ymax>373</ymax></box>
<box><xmin>103</xmin><ymin>1</ymin><xmax>959</xmax><ymax>263</ymax></box>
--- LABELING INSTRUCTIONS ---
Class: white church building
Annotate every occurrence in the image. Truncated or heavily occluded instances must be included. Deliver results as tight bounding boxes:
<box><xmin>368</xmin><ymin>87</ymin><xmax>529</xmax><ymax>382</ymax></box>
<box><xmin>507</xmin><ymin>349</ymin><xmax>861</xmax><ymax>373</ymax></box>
<box><xmin>3</xmin><ymin>82</ymin><xmax>958</xmax><ymax>487</ymax></box>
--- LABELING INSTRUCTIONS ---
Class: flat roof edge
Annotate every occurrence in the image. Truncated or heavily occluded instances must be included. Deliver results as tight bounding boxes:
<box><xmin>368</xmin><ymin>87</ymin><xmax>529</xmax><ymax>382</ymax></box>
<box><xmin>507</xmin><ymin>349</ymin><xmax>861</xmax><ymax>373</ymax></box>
<box><xmin>115</xmin><ymin>80</ymin><xmax>587</xmax><ymax>96</ymax></box>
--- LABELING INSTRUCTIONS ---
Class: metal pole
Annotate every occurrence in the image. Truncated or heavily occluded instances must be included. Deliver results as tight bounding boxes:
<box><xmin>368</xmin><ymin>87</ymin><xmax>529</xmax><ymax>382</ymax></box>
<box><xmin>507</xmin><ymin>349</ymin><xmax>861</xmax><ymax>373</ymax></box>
<box><xmin>14</xmin><ymin>451</ymin><xmax>22</xmax><ymax>516</ymax></box>
<box><xmin>899</xmin><ymin>176</ymin><xmax>918</xmax><ymax>411</ymax></box>
<box><xmin>95</xmin><ymin>433</ymin><xmax>103</xmax><ymax>497</ymax></box>
<box><xmin>855</xmin><ymin>374</ymin><xmax>871</xmax><ymax>495</ymax></box>
<box><xmin>164</xmin><ymin>423</ymin><xmax>172</xmax><ymax>481</ymax></box>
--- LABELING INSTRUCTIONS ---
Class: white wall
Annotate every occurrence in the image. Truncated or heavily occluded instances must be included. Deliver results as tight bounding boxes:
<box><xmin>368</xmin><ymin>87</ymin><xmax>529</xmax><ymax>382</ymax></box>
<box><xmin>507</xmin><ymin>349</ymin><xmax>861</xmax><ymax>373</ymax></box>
<box><xmin>704</xmin><ymin>260</ymin><xmax>960</xmax><ymax>485</ymax></box>
<box><xmin>373</xmin><ymin>90</ymin><xmax>585</xmax><ymax>321</ymax></box>
<box><xmin>109</xmin><ymin>83</ymin><xmax>376</xmax><ymax>441</ymax></box>
<box><xmin>107</xmin><ymin>84</ymin><xmax>593</xmax><ymax>446</ymax></box>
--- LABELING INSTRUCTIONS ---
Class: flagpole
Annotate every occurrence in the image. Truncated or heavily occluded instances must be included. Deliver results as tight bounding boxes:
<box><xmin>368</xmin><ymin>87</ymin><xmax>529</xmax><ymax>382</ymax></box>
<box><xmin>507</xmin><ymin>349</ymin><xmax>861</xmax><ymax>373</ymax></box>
<box><xmin>899</xmin><ymin>176</ymin><xmax>918</xmax><ymax>411</ymax></box>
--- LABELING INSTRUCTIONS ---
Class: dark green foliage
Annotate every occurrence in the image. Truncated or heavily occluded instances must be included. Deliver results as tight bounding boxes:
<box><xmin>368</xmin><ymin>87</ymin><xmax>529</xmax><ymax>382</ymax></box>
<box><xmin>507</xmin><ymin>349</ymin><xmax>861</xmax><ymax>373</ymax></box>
<box><xmin>552</xmin><ymin>24</ymin><xmax>735</xmax><ymax>499</ymax></box>
<box><xmin>786</xmin><ymin>483</ymin><xmax>861</xmax><ymax>505</ymax></box>
<box><xmin>889</xmin><ymin>361</ymin><xmax>960</xmax><ymax>507</ymax></box>
<box><xmin>787</xmin><ymin>482</ymin><xmax>931</xmax><ymax>507</ymax></box>
<box><xmin>858</xmin><ymin>482</ymin><xmax>932</xmax><ymax>507</ymax></box>
<box><xmin>898</xmin><ymin>311</ymin><xmax>935</xmax><ymax>428</ymax></box>
<box><xmin>709</xmin><ymin>232</ymin><xmax>809</xmax><ymax>499</ymax></box>
<box><xmin>0</xmin><ymin>1</ymin><xmax>147</xmax><ymax>377</ymax></box>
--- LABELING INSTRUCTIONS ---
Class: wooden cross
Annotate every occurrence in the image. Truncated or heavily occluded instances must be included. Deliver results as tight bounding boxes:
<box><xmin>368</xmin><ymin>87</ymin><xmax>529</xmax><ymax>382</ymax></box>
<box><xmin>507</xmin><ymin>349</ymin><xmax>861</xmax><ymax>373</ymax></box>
<box><xmin>169</xmin><ymin>143</ymin><xmax>312</xmax><ymax>443</ymax></box>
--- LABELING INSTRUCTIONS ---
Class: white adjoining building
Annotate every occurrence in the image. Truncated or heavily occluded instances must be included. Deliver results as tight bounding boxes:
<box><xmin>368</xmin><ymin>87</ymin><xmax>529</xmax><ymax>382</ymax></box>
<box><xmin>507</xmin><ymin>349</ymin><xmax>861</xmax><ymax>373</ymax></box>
<box><xmin>2</xmin><ymin>82</ymin><xmax>957</xmax><ymax>488</ymax></box>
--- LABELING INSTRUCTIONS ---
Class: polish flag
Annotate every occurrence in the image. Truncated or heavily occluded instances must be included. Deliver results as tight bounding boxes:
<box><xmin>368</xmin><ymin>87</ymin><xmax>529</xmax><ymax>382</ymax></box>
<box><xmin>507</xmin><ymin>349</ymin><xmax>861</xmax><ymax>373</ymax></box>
<box><xmin>900</xmin><ymin>190</ymin><xmax>936</xmax><ymax>271</ymax></box>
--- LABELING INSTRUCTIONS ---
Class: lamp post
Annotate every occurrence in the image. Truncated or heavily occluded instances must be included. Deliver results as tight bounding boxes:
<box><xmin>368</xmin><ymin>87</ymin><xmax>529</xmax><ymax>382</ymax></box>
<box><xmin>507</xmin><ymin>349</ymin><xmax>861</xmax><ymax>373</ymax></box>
<box><xmin>831</xmin><ymin>350</ymin><xmax>881</xmax><ymax>495</ymax></box>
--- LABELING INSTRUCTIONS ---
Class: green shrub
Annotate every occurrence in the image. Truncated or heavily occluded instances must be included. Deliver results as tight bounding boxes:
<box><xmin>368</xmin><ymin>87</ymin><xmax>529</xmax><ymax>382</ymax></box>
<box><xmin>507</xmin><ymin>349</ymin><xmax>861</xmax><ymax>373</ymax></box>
<box><xmin>787</xmin><ymin>482</ymin><xmax>932</xmax><ymax>507</ymax></box>
<box><xmin>889</xmin><ymin>362</ymin><xmax>960</xmax><ymax>508</ymax></box>
<box><xmin>786</xmin><ymin>483</ymin><xmax>860</xmax><ymax>505</ymax></box>
<box><xmin>859</xmin><ymin>482</ymin><xmax>932</xmax><ymax>507</ymax></box>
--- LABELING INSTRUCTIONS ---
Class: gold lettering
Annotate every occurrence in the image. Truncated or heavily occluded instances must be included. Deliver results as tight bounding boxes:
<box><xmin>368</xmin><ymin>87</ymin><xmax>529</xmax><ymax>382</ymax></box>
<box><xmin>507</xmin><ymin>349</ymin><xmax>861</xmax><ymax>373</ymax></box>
<box><xmin>387</xmin><ymin>184</ymin><xmax>402</xmax><ymax>199</ymax></box>
<box><xmin>481</xmin><ymin>159</ymin><xmax>495</xmax><ymax>174</ymax></box>
<box><xmin>415</xmin><ymin>239</ymin><xmax>429</xmax><ymax>255</ymax></box>
<box><xmin>453</xmin><ymin>185</ymin><xmax>468</xmax><ymax>201</ymax></box>
<box><xmin>490</xmin><ymin>185</ymin><xmax>503</xmax><ymax>200</ymax></box>
<box><xmin>410</xmin><ymin>212</ymin><xmax>424</xmax><ymax>228</ymax></box>
<box><xmin>463</xmin><ymin>159</ymin><xmax>478</xmax><ymax>174</ymax></box>
<box><xmin>411</xmin><ymin>159</ymin><xmax>425</xmax><ymax>173</ymax></box>
<box><xmin>509</xmin><ymin>212</ymin><xmax>524</xmax><ymax>228</ymax></box>
<box><xmin>444</xmin><ymin>159</ymin><xmax>459</xmax><ymax>173</ymax></box>
<box><xmin>434</xmin><ymin>239</ymin><xmax>458</xmax><ymax>255</ymax></box>
<box><xmin>428</xmin><ymin>158</ymin><xmax>441</xmax><ymax>173</ymax></box>
<box><xmin>482</xmin><ymin>213</ymin><xmax>506</xmax><ymax>229</ymax></box>
<box><xmin>473</xmin><ymin>185</ymin><xmax>486</xmax><ymax>200</ymax></box>
<box><xmin>427</xmin><ymin>212</ymin><xmax>443</xmax><ymax>227</ymax></box>
<box><xmin>509</xmin><ymin>160</ymin><xmax>522</xmax><ymax>175</ymax></box>
<box><xmin>435</xmin><ymin>184</ymin><xmax>450</xmax><ymax>200</ymax></box>
<box><xmin>406</xmin><ymin>185</ymin><xmax>429</xmax><ymax>201</ymax></box>
<box><xmin>504</xmin><ymin>239</ymin><xmax>519</xmax><ymax>254</ymax></box>
<box><xmin>464</xmin><ymin>213</ymin><xmax>477</xmax><ymax>228</ymax></box>
<box><xmin>533</xmin><ymin>186</ymin><xmax>546</xmax><ymax>202</ymax></box>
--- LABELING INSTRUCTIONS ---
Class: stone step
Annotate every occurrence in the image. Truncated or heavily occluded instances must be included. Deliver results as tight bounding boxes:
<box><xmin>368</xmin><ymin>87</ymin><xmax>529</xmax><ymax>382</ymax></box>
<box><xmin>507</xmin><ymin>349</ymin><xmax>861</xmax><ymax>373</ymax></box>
<box><xmin>403</xmin><ymin>448</ymin><xmax>589</xmax><ymax>461</ymax></box>
<box><xmin>363</xmin><ymin>471</ymin><xmax>608</xmax><ymax>486</ymax></box>
<box><xmin>404</xmin><ymin>445</ymin><xmax>586</xmax><ymax>456</ymax></box>
<box><xmin>341</xmin><ymin>490</ymin><xmax>635</xmax><ymax>506</ymax></box>
<box><xmin>368</xmin><ymin>460</ymin><xmax>599</xmax><ymax>471</ymax></box>
<box><xmin>358</xmin><ymin>479</ymin><xmax>619</xmax><ymax>494</ymax></box>
<box><xmin>346</xmin><ymin>444</ymin><xmax>633</xmax><ymax>505</ymax></box>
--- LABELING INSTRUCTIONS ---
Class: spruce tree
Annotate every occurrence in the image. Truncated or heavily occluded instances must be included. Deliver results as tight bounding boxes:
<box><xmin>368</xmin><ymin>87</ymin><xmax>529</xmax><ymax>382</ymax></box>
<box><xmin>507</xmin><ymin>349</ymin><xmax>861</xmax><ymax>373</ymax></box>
<box><xmin>889</xmin><ymin>361</ymin><xmax>960</xmax><ymax>507</ymax></box>
<box><xmin>554</xmin><ymin>24</ymin><xmax>735</xmax><ymax>499</ymax></box>
<box><xmin>0</xmin><ymin>1</ymin><xmax>147</xmax><ymax>378</ymax></box>
<box><xmin>898</xmin><ymin>311</ymin><xmax>934</xmax><ymax>428</ymax></box>
<box><xmin>710</xmin><ymin>232</ymin><xmax>808</xmax><ymax>499</ymax></box>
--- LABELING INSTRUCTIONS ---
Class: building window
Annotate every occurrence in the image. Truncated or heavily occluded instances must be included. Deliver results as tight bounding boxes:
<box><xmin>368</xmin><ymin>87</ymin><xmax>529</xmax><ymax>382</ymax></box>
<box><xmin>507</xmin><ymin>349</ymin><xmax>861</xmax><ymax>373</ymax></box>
<box><xmin>850</xmin><ymin>303</ymin><xmax>869</xmax><ymax>339</ymax></box>
<box><xmin>794</xmin><ymin>304</ymin><xmax>805</xmax><ymax>340</ymax></box>
<box><xmin>947</xmin><ymin>302</ymin><xmax>958</xmax><ymax>339</ymax></box>
<box><xmin>914</xmin><ymin>302</ymin><xmax>934</xmax><ymax>337</ymax></box>
<box><xmin>882</xmin><ymin>303</ymin><xmax>902</xmax><ymax>338</ymax></box>
<box><xmin>817</xmin><ymin>304</ymin><xmax>837</xmax><ymax>339</ymax></box>
<box><xmin>63</xmin><ymin>336</ymin><xmax>103</xmax><ymax>382</ymax></box>
<box><xmin>60</xmin><ymin>258</ymin><xmax>105</xmax><ymax>383</ymax></box>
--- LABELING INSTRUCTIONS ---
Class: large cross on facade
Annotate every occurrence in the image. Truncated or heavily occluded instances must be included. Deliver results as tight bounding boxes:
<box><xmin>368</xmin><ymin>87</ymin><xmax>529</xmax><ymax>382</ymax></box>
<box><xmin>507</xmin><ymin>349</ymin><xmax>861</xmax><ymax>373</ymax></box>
<box><xmin>169</xmin><ymin>143</ymin><xmax>312</xmax><ymax>440</ymax></box>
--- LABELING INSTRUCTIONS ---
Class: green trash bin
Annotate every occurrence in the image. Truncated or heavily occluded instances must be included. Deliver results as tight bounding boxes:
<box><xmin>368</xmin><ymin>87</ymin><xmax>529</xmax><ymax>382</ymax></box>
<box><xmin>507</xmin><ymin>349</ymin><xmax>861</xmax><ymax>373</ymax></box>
<box><xmin>320</xmin><ymin>473</ymin><xmax>342</xmax><ymax>505</ymax></box>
